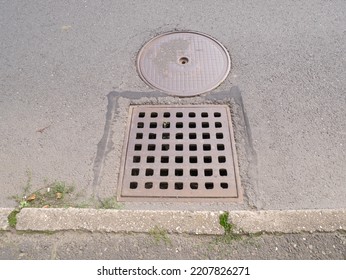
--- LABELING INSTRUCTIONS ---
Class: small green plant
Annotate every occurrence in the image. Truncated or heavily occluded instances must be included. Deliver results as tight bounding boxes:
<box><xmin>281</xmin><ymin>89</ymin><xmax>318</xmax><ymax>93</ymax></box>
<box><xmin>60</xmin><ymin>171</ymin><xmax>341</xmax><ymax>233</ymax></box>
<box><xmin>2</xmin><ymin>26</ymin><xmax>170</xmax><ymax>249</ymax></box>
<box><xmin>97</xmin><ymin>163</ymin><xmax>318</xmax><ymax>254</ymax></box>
<box><xmin>98</xmin><ymin>198</ymin><xmax>123</xmax><ymax>209</ymax></box>
<box><xmin>22</xmin><ymin>181</ymin><xmax>74</xmax><ymax>208</ymax></box>
<box><xmin>8</xmin><ymin>209</ymin><xmax>20</xmax><ymax>228</ymax></box>
<box><xmin>149</xmin><ymin>226</ymin><xmax>171</xmax><ymax>245</ymax></box>
<box><xmin>217</xmin><ymin>212</ymin><xmax>242</xmax><ymax>243</ymax></box>
<box><xmin>11</xmin><ymin>175</ymin><xmax>75</xmax><ymax>209</ymax></box>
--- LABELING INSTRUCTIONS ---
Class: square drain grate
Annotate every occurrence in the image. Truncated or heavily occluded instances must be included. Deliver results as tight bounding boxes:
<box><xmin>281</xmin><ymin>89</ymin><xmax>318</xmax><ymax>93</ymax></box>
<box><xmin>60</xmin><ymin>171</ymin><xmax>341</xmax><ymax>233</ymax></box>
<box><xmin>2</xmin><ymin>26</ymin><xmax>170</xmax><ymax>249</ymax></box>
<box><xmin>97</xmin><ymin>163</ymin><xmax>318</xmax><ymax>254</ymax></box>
<box><xmin>118</xmin><ymin>105</ymin><xmax>242</xmax><ymax>202</ymax></box>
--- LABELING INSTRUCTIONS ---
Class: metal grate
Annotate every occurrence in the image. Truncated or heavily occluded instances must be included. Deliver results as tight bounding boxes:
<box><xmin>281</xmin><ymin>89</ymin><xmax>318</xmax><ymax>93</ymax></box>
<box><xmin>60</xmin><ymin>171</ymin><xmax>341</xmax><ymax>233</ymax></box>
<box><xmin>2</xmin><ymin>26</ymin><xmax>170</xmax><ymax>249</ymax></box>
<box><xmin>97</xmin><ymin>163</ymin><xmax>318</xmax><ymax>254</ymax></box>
<box><xmin>118</xmin><ymin>105</ymin><xmax>241</xmax><ymax>202</ymax></box>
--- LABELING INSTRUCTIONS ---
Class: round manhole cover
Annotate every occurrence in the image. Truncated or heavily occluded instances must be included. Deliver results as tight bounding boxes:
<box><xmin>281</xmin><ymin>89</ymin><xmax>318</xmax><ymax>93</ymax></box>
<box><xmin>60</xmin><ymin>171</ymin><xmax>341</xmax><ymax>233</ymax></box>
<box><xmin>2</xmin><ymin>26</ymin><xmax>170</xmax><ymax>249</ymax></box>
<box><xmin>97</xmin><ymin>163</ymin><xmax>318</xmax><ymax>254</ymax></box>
<box><xmin>137</xmin><ymin>31</ymin><xmax>231</xmax><ymax>97</ymax></box>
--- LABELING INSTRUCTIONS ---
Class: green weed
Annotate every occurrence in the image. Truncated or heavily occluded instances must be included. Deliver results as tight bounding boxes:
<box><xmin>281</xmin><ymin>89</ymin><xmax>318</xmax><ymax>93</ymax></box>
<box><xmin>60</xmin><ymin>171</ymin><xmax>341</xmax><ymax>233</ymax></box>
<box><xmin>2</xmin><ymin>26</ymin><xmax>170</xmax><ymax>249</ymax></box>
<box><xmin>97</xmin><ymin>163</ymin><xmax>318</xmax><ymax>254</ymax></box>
<box><xmin>217</xmin><ymin>212</ymin><xmax>242</xmax><ymax>243</ymax></box>
<box><xmin>98</xmin><ymin>198</ymin><xmax>123</xmax><ymax>209</ymax></box>
<box><xmin>8</xmin><ymin>210</ymin><xmax>20</xmax><ymax>228</ymax></box>
<box><xmin>11</xmin><ymin>173</ymin><xmax>75</xmax><ymax>209</ymax></box>
<box><xmin>149</xmin><ymin>226</ymin><xmax>171</xmax><ymax>245</ymax></box>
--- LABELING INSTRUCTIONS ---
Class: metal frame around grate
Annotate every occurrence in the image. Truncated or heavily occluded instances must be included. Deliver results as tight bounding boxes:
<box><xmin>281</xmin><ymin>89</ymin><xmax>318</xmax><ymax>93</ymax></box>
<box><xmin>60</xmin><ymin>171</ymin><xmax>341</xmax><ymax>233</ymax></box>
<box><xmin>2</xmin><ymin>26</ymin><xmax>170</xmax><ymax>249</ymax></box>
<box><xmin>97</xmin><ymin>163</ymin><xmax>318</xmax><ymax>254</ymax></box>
<box><xmin>117</xmin><ymin>105</ymin><xmax>242</xmax><ymax>202</ymax></box>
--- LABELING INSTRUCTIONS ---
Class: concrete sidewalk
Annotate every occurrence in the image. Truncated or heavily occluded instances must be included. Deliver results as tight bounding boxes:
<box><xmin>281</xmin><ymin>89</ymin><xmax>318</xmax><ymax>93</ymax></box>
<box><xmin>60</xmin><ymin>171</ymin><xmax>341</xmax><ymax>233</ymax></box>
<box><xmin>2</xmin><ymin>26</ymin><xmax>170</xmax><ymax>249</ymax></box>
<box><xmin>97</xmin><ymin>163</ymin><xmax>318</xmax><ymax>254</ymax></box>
<box><xmin>1</xmin><ymin>208</ymin><xmax>346</xmax><ymax>234</ymax></box>
<box><xmin>1</xmin><ymin>208</ymin><xmax>346</xmax><ymax>259</ymax></box>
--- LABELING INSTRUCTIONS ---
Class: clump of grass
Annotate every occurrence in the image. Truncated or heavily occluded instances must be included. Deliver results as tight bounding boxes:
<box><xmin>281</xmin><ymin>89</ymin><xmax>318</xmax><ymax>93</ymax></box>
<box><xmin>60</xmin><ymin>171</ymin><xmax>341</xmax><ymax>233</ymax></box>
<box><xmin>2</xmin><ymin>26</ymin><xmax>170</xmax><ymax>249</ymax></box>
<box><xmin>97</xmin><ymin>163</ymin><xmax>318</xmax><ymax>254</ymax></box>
<box><xmin>8</xmin><ymin>209</ymin><xmax>20</xmax><ymax>228</ymax></box>
<box><xmin>98</xmin><ymin>197</ymin><xmax>123</xmax><ymax>209</ymax></box>
<box><xmin>149</xmin><ymin>226</ymin><xmax>171</xmax><ymax>245</ymax></box>
<box><xmin>27</xmin><ymin>181</ymin><xmax>74</xmax><ymax>208</ymax></box>
<box><xmin>11</xmin><ymin>179</ymin><xmax>75</xmax><ymax>209</ymax></box>
<box><xmin>217</xmin><ymin>212</ymin><xmax>242</xmax><ymax>243</ymax></box>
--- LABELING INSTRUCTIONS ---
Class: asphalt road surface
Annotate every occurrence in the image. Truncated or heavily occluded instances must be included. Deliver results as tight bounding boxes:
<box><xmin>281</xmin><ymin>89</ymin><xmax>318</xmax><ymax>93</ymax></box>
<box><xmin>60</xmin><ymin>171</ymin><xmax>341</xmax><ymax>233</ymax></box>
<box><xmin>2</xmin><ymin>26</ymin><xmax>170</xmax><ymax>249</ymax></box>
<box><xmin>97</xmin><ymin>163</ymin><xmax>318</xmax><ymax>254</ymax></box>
<box><xmin>1</xmin><ymin>0</ymin><xmax>345</xmax><ymax>210</ymax></box>
<box><xmin>0</xmin><ymin>231</ymin><xmax>345</xmax><ymax>260</ymax></box>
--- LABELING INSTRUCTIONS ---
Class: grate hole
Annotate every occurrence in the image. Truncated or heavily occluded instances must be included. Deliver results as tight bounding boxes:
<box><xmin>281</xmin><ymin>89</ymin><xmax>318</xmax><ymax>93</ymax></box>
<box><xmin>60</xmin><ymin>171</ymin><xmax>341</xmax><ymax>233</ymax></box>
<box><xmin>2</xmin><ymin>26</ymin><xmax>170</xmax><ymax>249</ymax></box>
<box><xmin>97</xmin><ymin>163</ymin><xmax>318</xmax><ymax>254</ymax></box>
<box><xmin>137</xmin><ymin>122</ymin><xmax>144</xmax><ymax>128</ymax></box>
<box><xmin>221</xmin><ymin>183</ymin><xmax>229</xmax><ymax>189</ymax></box>
<box><xmin>215</xmin><ymin>122</ymin><xmax>222</xmax><ymax>128</ymax></box>
<box><xmin>161</xmin><ymin>144</ymin><xmax>170</xmax><ymax>151</ymax></box>
<box><xmin>147</xmin><ymin>156</ymin><xmax>155</xmax><ymax>163</ymax></box>
<box><xmin>201</xmin><ymin>112</ymin><xmax>208</xmax><ymax>118</ymax></box>
<box><xmin>189</xmin><ymin>112</ymin><xmax>196</xmax><ymax>118</ymax></box>
<box><xmin>203</xmin><ymin>144</ymin><xmax>211</xmax><ymax>151</ymax></box>
<box><xmin>163</xmin><ymin>122</ymin><xmax>170</xmax><ymax>128</ymax></box>
<box><xmin>160</xmin><ymin>169</ymin><xmax>169</xmax><ymax>176</ymax></box>
<box><xmin>148</xmin><ymin>144</ymin><xmax>156</xmax><ymax>151</ymax></box>
<box><xmin>150</xmin><ymin>122</ymin><xmax>157</xmax><ymax>128</ymax></box>
<box><xmin>189</xmin><ymin>144</ymin><xmax>197</xmax><ymax>151</ymax></box>
<box><xmin>176</xmin><ymin>133</ymin><xmax>183</xmax><ymax>139</ymax></box>
<box><xmin>176</xmin><ymin>122</ymin><xmax>183</xmax><ymax>128</ymax></box>
<box><xmin>190</xmin><ymin>169</ymin><xmax>198</xmax><ymax>176</ymax></box>
<box><xmin>131</xmin><ymin>169</ymin><xmax>140</xmax><ymax>176</ymax></box>
<box><xmin>190</xmin><ymin>182</ymin><xmax>198</xmax><ymax>189</ymax></box>
<box><xmin>220</xmin><ymin>169</ymin><xmax>228</xmax><ymax>176</ymax></box>
<box><xmin>134</xmin><ymin>144</ymin><xmax>142</xmax><ymax>151</ymax></box>
<box><xmin>189</xmin><ymin>122</ymin><xmax>196</xmax><ymax>128</ymax></box>
<box><xmin>189</xmin><ymin>133</ymin><xmax>197</xmax><ymax>139</ymax></box>
<box><xmin>161</xmin><ymin>156</ymin><xmax>169</xmax><ymax>163</ymax></box>
<box><xmin>160</xmin><ymin>182</ymin><xmax>168</xmax><ymax>189</ymax></box>
<box><xmin>130</xmin><ymin>182</ymin><xmax>138</xmax><ymax>189</ymax></box>
<box><xmin>202</xmin><ymin>122</ymin><xmax>209</xmax><ymax>128</ymax></box>
<box><xmin>218</xmin><ymin>156</ymin><xmax>226</xmax><ymax>163</ymax></box>
<box><xmin>162</xmin><ymin>133</ymin><xmax>170</xmax><ymax>139</ymax></box>
<box><xmin>149</xmin><ymin>133</ymin><xmax>156</xmax><ymax>139</ymax></box>
<box><xmin>217</xmin><ymin>144</ymin><xmax>225</xmax><ymax>151</ymax></box>
<box><xmin>145</xmin><ymin>169</ymin><xmax>154</xmax><ymax>176</ymax></box>
<box><xmin>163</xmin><ymin>112</ymin><xmax>170</xmax><ymax>118</ymax></box>
<box><xmin>145</xmin><ymin>182</ymin><xmax>153</xmax><ymax>189</ymax></box>
<box><xmin>202</xmin><ymin>133</ymin><xmax>210</xmax><ymax>139</ymax></box>
<box><xmin>138</xmin><ymin>112</ymin><xmax>145</xmax><ymax>118</ymax></box>
<box><xmin>205</xmin><ymin>182</ymin><xmax>214</xmax><ymax>189</ymax></box>
<box><xmin>175</xmin><ymin>156</ymin><xmax>183</xmax><ymax>163</ymax></box>
<box><xmin>203</xmin><ymin>156</ymin><xmax>212</xmax><ymax>163</ymax></box>
<box><xmin>136</xmin><ymin>133</ymin><xmax>143</xmax><ymax>139</ymax></box>
<box><xmin>175</xmin><ymin>144</ymin><xmax>183</xmax><ymax>151</ymax></box>
<box><xmin>175</xmin><ymin>182</ymin><xmax>183</xmax><ymax>190</ymax></box>
<box><xmin>151</xmin><ymin>112</ymin><xmax>158</xmax><ymax>118</ymax></box>
<box><xmin>204</xmin><ymin>169</ymin><xmax>213</xmax><ymax>176</ymax></box>
<box><xmin>133</xmin><ymin>156</ymin><xmax>141</xmax><ymax>163</ymax></box>
<box><xmin>175</xmin><ymin>169</ymin><xmax>183</xmax><ymax>176</ymax></box>
<box><xmin>176</xmin><ymin>112</ymin><xmax>183</xmax><ymax>118</ymax></box>
<box><xmin>214</xmin><ymin>112</ymin><xmax>221</xmax><ymax>117</ymax></box>
<box><xmin>216</xmin><ymin>133</ymin><xmax>223</xmax><ymax>139</ymax></box>
<box><xmin>189</xmin><ymin>156</ymin><xmax>198</xmax><ymax>163</ymax></box>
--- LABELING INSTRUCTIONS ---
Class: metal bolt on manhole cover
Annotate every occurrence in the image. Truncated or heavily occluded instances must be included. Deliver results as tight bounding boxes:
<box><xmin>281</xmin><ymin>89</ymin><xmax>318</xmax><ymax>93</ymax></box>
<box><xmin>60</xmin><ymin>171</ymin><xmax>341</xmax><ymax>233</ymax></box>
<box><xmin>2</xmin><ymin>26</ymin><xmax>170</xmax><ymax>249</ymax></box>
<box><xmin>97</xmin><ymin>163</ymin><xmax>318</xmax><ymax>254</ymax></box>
<box><xmin>118</xmin><ymin>105</ymin><xmax>242</xmax><ymax>202</ymax></box>
<box><xmin>137</xmin><ymin>31</ymin><xmax>231</xmax><ymax>97</ymax></box>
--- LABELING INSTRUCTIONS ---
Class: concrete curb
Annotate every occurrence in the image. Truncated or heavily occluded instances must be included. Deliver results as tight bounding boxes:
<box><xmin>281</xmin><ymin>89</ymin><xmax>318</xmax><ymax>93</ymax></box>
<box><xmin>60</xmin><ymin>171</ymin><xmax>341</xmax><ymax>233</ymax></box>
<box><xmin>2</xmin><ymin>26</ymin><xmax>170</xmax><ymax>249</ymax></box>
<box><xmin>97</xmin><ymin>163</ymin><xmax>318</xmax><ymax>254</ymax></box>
<box><xmin>2</xmin><ymin>208</ymin><xmax>343</xmax><ymax>235</ymax></box>
<box><xmin>16</xmin><ymin>208</ymin><xmax>224</xmax><ymax>234</ymax></box>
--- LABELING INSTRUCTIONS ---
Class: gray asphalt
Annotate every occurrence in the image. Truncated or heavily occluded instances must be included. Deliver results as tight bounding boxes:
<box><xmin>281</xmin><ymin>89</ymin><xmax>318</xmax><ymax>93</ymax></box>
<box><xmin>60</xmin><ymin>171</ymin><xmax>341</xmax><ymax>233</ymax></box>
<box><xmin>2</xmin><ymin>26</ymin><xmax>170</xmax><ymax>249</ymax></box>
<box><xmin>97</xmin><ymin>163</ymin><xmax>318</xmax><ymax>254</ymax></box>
<box><xmin>1</xmin><ymin>231</ymin><xmax>345</xmax><ymax>260</ymax></box>
<box><xmin>1</xmin><ymin>1</ymin><xmax>345</xmax><ymax>210</ymax></box>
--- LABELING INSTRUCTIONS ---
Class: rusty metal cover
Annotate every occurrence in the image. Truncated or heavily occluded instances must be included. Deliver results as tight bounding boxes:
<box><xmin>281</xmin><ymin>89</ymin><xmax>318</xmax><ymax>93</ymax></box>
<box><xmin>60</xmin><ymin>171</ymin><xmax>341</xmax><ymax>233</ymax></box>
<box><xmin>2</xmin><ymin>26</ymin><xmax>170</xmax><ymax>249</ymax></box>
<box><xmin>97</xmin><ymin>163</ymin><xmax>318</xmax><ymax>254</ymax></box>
<box><xmin>118</xmin><ymin>105</ymin><xmax>242</xmax><ymax>202</ymax></box>
<box><xmin>137</xmin><ymin>32</ymin><xmax>231</xmax><ymax>97</ymax></box>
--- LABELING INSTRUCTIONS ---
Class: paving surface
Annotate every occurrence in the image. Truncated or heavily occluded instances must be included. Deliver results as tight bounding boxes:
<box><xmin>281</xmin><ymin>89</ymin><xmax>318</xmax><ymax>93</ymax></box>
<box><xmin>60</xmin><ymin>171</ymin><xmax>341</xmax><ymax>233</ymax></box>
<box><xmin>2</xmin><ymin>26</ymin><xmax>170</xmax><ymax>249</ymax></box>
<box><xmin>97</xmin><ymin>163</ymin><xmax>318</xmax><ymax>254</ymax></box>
<box><xmin>1</xmin><ymin>0</ymin><xmax>345</xmax><ymax>210</ymax></box>
<box><xmin>0</xmin><ymin>0</ymin><xmax>346</xmax><ymax>260</ymax></box>
<box><xmin>1</xmin><ymin>231</ymin><xmax>345</xmax><ymax>260</ymax></box>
